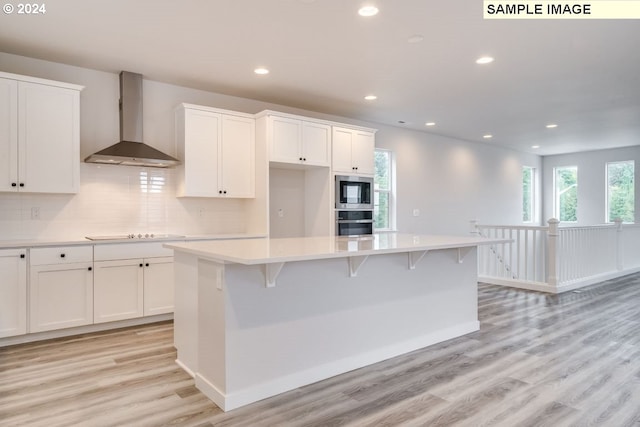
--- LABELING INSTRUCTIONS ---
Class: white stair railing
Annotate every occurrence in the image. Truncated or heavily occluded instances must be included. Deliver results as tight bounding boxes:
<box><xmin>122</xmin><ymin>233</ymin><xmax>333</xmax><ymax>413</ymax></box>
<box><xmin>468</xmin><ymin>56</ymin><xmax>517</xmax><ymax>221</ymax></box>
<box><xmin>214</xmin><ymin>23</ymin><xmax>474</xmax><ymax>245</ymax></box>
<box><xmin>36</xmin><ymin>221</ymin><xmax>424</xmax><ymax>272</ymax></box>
<box><xmin>472</xmin><ymin>220</ymin><xmax>548</xmax><ymax>285</ymax></box>
<box><xmin>472</xmin><ymin>218</ymin><xmax>640</xmax><ymax>293</ymax></box>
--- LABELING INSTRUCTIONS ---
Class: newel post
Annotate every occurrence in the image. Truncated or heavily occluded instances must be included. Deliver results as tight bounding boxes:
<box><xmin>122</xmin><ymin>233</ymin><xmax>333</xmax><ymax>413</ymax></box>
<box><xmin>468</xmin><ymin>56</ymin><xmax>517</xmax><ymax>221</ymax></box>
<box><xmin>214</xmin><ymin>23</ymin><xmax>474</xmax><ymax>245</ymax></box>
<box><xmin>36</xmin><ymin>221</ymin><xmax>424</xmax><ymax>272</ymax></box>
<box><xmin>547</xmin><ymin>218</ymin><xmax>560</xmax><ymax>288</ymax></box>
<box><xmin>470</xmin><ymin>219</ymin><xmax>480</xmax><ymax>235</ymax></box>
<box><xmin>614</xmin><ymin>218</ymin><xmax>624</xmax><ymax>271</ymax></box>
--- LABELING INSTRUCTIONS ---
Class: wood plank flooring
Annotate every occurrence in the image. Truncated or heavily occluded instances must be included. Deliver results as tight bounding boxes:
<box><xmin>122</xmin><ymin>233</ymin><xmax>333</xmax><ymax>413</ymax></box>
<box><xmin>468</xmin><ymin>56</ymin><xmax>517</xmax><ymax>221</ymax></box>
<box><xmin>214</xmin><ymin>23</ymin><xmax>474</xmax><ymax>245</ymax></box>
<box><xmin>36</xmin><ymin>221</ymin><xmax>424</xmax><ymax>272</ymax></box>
<box><xmin>2</xmin><ymin>273</ymin><xmax>640</xmax><ymax>426</ymax></box>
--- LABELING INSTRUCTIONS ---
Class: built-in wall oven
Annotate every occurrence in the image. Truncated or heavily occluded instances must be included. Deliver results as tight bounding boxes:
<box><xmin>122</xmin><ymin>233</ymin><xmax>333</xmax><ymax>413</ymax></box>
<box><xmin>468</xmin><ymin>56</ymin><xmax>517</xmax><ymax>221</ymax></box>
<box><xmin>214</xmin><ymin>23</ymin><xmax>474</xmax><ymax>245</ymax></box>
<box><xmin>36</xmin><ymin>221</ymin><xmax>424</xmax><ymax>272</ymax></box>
<box><xmin>335</xmin><ymin>175</ymin><xmax>373</xmax><ymax>210</ymax></box>
<box><xmin>335</xmin><ymin>210</ymin><xmax>374</xmax><ymax>236</ymax></box>
<box><xmin>335</xmin><ymin>175</ymin><xmax>374</xmax><ymax>236</ymax></box>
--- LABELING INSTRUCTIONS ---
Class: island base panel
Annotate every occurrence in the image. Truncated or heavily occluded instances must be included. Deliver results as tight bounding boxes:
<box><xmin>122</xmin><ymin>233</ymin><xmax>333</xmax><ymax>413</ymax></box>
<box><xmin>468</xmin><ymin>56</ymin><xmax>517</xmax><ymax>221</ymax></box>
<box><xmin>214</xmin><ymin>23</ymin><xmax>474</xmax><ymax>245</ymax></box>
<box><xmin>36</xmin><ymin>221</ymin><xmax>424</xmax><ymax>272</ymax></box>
<box><xmin>192</xmin><ymin>248</ymin><xmax>478</xmax><ymax>411</ymax></box>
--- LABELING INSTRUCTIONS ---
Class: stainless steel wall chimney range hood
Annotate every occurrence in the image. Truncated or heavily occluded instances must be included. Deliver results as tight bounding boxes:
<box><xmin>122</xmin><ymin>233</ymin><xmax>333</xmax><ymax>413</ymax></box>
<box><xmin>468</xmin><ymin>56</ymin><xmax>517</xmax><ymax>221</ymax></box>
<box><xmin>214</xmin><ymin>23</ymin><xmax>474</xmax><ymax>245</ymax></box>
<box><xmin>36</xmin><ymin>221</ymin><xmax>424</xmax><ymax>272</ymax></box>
<box><xmin>84</xmin><ymin>71</ymin><xmax>180</xmax><ymax>168</ymax></box>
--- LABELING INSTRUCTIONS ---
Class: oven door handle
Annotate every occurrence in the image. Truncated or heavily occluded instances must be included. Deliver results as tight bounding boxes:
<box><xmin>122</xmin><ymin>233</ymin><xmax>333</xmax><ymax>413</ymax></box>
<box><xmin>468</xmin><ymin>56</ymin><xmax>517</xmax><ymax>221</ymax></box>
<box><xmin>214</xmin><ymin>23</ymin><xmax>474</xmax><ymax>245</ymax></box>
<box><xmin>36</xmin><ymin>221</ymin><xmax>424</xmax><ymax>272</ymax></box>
<box><xmin>336</xmin><ymin>219</ymin><xmax>374</xmax><ymax>224</ymax></box>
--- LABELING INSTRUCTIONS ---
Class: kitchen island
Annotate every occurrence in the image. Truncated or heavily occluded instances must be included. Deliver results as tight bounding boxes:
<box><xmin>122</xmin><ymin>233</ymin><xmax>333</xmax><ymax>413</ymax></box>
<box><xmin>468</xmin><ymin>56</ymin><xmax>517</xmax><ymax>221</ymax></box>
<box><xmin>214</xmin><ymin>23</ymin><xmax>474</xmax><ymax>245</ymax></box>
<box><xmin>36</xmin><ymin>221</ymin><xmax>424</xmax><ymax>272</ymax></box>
<box><xmin>165</xmin><ymin>233</ymin><xmax>508</xmax><ymax>411</ymax></box>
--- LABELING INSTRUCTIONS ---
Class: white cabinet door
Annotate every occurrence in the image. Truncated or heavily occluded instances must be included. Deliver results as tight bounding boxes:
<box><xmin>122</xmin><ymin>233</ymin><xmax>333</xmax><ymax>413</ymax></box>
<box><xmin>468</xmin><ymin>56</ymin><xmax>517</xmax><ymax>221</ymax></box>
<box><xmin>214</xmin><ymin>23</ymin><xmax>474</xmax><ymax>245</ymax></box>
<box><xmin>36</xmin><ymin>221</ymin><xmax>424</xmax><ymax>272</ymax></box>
<box><xmin>352</xmin><ymin>130</ymin><xmax>375</xmax><ymax>175</ymax></box>
<box><xmin>331</xmin><ymin>126</ymin><xmax>374</xmax><ymax>176</ymax></box>
<box><xmin>301</xmin><ymin>121</ymin><xmax>331</xmax><ymax>167</ymax></box>
<box><xmin>268</xmin><ymin>115</ymin><xmax>331</xmax><ymax>167</ymax></box>
<box><xmin>0</xmin><ymin>249</ymin><xmax>27</xmax><ymax>338</ymax></box>
<box><xmin>177</xmin><ymin>105</ymin><xmax>255</xmax><ymax>198</ymax></box>
<box><xmin>178</xmin><ymin>108</ymin><xmax>221</xmax><ymax>197</ymax></box>
<box><xmin>221</xmin><ymin>114</ymin><xmax>255</xmax><ymax>198</ymax></box>
<box><xmin>332</xmin><ymin>127</ymin><xmax>356</xmax><ymax>174</ymax></box>
<box><xmin>270</xmin><ymin>115</ymin><xmax>301</xmax><ymax>163</ymax></box>
<box><xmin>0</xmin><ymin>78</ymin><xmax>18</xmax><ymax>193</ymax></box>
<box><xmin>143</xmin><ymin>256</ymin><xmax>174</xmax><ymax>316</ymax></box>
<box><xmin>18</xmin><ymin>81</ymin><xmax>80</xmax><ymax>193</ymax></box>
<box><xmin>94</xmin><ymin>259</ymin><xmax>144</xmax><ymax>323</ymax></box>
<box><xmin>29</xmin><ymin>262</ymin><xmax>93</xmax><ymax>332</ymax></box>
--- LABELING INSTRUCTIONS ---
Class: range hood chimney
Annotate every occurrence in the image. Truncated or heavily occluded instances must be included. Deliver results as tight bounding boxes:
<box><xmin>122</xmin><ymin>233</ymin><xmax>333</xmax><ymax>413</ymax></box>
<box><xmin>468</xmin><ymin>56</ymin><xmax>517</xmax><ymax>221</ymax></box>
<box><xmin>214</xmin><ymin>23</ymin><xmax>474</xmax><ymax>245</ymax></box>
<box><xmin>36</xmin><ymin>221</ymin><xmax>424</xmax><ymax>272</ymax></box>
<box><xmin>84</xmin><ymin>71</ymin><xmax>180</xmax><ymax>168</ymax></box>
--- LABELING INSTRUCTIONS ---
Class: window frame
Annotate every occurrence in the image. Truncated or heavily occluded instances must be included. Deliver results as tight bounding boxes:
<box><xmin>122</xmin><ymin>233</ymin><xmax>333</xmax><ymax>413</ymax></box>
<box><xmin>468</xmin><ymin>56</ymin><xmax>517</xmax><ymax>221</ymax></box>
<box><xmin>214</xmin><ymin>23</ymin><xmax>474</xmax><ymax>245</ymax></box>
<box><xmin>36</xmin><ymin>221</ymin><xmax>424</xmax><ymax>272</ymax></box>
<box><xmin>373</xmin><ymin>148</ymin><xmax>396</xmax><ymax>232</ymax></box>
<box><xmin>522</xmin><ymin>165</ymin><xmax>535</xmax><ymax>223</ymax></box>
<box><xmin>553</xmin><ymin>165</ymin><xmax>578</xmax><ymax>223</ymax></box>
<box><xmin>605</xmin><ymin>160</ymin><xmax>635</xmax><ymax>223</ymax></box>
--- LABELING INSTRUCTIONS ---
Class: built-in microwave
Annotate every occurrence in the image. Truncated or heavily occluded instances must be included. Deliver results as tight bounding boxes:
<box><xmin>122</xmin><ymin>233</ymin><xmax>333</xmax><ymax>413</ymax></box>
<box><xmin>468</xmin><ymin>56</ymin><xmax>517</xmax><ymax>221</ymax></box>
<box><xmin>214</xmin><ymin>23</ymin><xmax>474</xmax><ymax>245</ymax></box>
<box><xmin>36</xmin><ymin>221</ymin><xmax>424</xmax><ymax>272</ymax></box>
<box><xmin>335</xmin><ymin>175</ymin><xmax>373</xmax><ymax>210</ymax></box>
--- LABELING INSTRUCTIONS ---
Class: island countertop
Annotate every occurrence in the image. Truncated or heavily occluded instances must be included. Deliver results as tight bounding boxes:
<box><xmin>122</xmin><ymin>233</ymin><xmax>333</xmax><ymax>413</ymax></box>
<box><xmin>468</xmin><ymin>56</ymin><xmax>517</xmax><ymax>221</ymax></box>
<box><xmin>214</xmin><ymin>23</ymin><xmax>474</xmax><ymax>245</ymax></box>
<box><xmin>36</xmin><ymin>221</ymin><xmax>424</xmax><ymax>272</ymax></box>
<box><xmin>164</xmin><ymin>233</ymin><xmax>509</xmax><ymax>265</ymax></box>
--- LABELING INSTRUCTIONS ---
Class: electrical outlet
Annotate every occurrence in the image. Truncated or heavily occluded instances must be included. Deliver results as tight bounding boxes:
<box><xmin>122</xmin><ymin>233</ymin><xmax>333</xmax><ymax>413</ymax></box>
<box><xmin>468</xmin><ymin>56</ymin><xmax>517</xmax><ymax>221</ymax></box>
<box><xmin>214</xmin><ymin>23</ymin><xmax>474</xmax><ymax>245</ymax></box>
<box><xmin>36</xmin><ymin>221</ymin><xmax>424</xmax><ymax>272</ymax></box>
<box><xmin>413</xmin><ymin>209</ymin><xmax>420</xmax><ymax>217</ymax></box>
<box><xmin>278</xmin><ymin>209</ymin><xmax>284</xmax><ymax>218</ymax></box>
<box><xmin>31</xmin><ymin>207</ymin><xmax>40</xmax><ymax>220</ymax></box>
<box><xmin>198</xmin><ymin>207</ymin><xmax>205</xmax><ymax>218</ymax></box>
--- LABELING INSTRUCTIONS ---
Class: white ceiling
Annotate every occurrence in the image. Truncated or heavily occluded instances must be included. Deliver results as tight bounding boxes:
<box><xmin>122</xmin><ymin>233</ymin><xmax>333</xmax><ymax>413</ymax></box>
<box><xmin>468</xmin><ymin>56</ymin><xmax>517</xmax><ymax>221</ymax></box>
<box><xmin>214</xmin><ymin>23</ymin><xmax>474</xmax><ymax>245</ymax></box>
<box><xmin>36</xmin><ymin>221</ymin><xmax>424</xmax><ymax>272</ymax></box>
<box><xmin>1</xmin><ymin>0</ymin><xmax>639</xmax><ymax>156</ymax></box>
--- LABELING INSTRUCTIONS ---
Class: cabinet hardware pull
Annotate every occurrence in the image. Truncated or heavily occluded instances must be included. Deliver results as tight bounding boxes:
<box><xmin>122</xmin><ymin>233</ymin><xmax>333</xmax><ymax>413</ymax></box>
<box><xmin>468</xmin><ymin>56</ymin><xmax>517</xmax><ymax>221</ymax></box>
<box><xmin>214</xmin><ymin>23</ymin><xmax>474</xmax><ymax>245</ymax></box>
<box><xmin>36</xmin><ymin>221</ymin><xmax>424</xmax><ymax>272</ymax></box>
<box><xmin>219</xmin><ymin>190</ymin><xmax>223</xmax><ymax>194</ymax></box>
<box><xmin>140</xmin><ymin>263</ymin><xmax>143</xmax><ymax>267</ymax></box>
<box><xmin>20</xmin><ymin>254</ymin><xmax>25</xmax><ymax>259</ymax></box>
<box><xmin>145</xmin><ymin>263</ymin><xmax>149</xmax><ymax>267</ymax></box>
<box><xmin>299</xmin><ymin>157</ymin><xmax>303</xmax><ymax>161</ymax></box>
<box><xmin>223</xmin><ymin>190</ymin><xmax>227</xmax><ymax>194</ymax></box>
<box><xmin>11</xmin><ymin>183</ymin><xmax>17</xmax><ymax>187</ymax></box>
<box><xmin>60</xmin><ymin>253</ymin><xmax>66</xmax><ymax>258</ymax></box>
<box><xmin>303</xmin><ymin>158</ymin><xmax>306</xmax><ymax>161</ymax></box>
<box><xmin>88</xmin><ymin>267</ymin><xmax>92</xmax><ymax>271</ymax></box>
<box><xmin>19</xmin><ymin>183</ymin><xmax>24</xmax><ymax>187</ymax></box>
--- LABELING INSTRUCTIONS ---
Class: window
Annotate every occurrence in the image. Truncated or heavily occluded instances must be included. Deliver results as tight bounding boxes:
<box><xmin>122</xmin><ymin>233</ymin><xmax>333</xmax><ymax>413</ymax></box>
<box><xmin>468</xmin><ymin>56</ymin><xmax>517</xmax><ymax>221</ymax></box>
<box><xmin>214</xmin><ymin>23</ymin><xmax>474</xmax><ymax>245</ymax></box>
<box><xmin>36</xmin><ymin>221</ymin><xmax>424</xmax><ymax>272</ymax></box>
<box><xmin>554</xmin><ymin>166</ymin><xmax>578</xmax><ymax>222</ymax></box>
<box><xmin>374</xmin><ymin>149</ymin><xmax>395</xmax><ymax>230</ymax></box>
<box><xmin>522</xmin><ymin>166</ymin><xmax>534</xmax><ymax>222</ymax></box>
<box><xmin>606</xmin><ymin>160</ymin><xmax>634</xmax><ymax>223</ymax></box>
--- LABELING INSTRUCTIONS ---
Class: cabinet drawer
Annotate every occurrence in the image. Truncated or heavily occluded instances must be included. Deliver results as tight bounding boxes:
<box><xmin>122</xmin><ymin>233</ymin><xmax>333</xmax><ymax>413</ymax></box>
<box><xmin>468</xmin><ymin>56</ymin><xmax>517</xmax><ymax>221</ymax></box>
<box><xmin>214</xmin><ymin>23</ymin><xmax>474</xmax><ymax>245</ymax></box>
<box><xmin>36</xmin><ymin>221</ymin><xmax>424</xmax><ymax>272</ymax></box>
<box><xmin>94</xmin><ymin>242</ymin><xmax>174</xmax><ymax>261</ymax></box>
<box><xmin>30</xmin><ymin>246</ymin><xmax>93</xmax><ymax>265</ymax></box>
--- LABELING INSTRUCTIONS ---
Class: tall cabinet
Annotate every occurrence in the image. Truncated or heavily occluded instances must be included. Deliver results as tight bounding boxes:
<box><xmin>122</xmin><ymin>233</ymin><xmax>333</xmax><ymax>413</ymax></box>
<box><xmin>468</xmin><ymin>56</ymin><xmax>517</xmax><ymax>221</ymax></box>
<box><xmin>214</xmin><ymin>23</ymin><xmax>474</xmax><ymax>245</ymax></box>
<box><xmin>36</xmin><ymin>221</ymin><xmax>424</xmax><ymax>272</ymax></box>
<box><xmin>0</xmin><ymin>72</ymin><xmax>83</xmax><ymax>194</ymax></box>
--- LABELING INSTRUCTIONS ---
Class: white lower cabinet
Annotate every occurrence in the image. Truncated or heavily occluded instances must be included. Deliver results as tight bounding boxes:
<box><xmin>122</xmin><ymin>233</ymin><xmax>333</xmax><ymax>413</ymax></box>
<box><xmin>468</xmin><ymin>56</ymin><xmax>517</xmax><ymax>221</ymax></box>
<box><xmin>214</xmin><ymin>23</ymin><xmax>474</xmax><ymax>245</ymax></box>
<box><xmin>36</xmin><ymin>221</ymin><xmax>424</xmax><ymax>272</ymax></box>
<box><xmin>94</xmin><ymin>259</ymin><xmax>144</xmax><ymax>323</ymax></box>
<box><xmin>29</xmin><ymin>246</ymin><xmax>94</xmax><ymax>333</ymax></box>
<box><xmin>94</xmin><ymin>243</ymin><xmax>174</xmax><ymax>324</ymax></box>
<box><xmin>0</xmin><ymin>248</ymin><xmax>27</xmax><ymax>338</ymax></box>
<box><xmin>143</xmin><ymin>257</ymin><xmax>174</xmax><ymax>316</ymax></box>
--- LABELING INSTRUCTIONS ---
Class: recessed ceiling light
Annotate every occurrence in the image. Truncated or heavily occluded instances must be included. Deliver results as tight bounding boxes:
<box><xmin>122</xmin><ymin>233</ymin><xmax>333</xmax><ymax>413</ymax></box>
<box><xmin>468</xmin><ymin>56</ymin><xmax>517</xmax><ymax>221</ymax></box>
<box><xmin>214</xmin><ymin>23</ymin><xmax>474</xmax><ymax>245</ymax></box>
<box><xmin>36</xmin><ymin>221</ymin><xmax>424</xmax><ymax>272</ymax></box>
<box><xmin>398</xmin><ymin>120</ymin><xmax>406</xmax><ymax>124</ymax></box>
<box><xmin>358</xmin><ymin>5</ymin><xmax>379</xmax><ymax>16</ymax></box>
<box><xmin>425</xmin><ymin>122</ymin><xmax>436</xmax><ymax>127</ymax></box>
<box><xmin>364</xmin><ymin>95</ymin><xmax>377</xmax><ymax>101</ymax></box>
<box><xmin>408</xmin><ymin>35</ymin><xmax>424</xmax><ymax>43</ymax></box>
<box><xmin>532</xmin><ymin>145</ymin><xmax>540</xmax><ymax>149</ymax></box>
<box><xmin>254</xmin><ymin>67</ymin><xmax>269</xmax><ymax>75</ymax></box>
<box><xmin>483</xmin><ymin>134</ymin><xmax>493</xmax><ymax>139</ymax></box>
<box><xmin>476</xmin><ymin>56</ymin><xmax>495</xmax><ymax>65</ymax></box>
<box><xmin>546</xmin><ymin>123</ymin><xmax>558</xmax><ymax>128</ymax></box>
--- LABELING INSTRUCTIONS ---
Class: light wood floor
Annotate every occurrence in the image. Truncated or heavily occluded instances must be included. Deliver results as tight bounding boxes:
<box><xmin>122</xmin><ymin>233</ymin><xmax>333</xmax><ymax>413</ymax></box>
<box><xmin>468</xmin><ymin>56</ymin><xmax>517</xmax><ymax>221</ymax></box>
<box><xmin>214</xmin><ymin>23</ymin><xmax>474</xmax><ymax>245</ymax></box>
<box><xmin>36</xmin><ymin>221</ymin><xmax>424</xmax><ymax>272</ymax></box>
<box><xmin>2</xmin><ymin>273</ymin><xmax>640</xmax><ymax>426</ymax></box>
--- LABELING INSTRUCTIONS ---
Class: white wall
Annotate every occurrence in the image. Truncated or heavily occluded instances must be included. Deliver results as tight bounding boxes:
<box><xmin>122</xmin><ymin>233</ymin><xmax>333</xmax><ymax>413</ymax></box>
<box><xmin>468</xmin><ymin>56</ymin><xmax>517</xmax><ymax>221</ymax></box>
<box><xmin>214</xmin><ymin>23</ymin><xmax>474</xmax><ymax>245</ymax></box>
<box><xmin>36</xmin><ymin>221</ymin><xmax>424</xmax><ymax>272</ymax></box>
<box><xmin>542</xmin><ymin>146</ymin><xmax>640</xmax><ymax>225</ymax></box>
<box><xmin>376</xmin><ymin>127</ymin><xmax>542</xmax><ymax>234</ymax></box>
<box><xmin>0</xmin><ymin>51</ymin><xmax>540</xmax><ymax>239</ymax></box>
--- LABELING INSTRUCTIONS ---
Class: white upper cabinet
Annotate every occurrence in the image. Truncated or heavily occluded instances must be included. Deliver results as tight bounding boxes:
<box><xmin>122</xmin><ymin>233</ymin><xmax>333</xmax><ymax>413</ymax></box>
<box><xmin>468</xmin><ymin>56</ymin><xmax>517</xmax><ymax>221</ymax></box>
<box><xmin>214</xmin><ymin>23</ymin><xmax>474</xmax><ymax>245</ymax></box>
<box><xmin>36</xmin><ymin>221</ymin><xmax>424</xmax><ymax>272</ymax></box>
<box><xmin>267</xmin><ymin>114</ymin><xmax>331</xmax><ymax>167</ymax></box>
<box><xmin>332</xmin><ymin>126</ymin><xmax>375</xmax><ymax>176</ymax></box>
<box><xmin>176</xmin><ymin>104</ymin><xmax>255</xmax><ymax>198</ymax></box>
<box><xmin>0</xmin><ymin>72</ymin><xmax>82</xmax><ymax>194</ymax></box>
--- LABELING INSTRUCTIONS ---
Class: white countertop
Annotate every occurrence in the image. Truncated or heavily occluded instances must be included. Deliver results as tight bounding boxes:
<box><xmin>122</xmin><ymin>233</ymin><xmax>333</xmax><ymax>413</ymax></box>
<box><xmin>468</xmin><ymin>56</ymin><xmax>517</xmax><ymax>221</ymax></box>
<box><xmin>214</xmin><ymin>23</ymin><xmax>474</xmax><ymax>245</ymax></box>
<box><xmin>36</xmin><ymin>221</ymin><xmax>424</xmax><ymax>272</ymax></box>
<box><xmin>165</xmin><ymin>233</ymin><xmax>509</xmax><ymax>265</ymax></box>
<box><xmin>0</xmin><ymin>233</ymin><xmax>266</xmax><ymax>250</ymax></box>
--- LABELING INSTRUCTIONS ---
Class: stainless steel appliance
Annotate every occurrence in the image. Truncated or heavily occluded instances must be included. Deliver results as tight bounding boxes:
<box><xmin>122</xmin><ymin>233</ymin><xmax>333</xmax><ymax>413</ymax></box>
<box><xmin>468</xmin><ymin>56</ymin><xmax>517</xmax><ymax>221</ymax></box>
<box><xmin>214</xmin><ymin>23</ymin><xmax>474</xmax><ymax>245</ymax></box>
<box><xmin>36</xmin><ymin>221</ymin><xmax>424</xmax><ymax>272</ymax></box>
<box><xmin>335</xmin><ymin>210</ymin><xmax>374</xmax><ymax>236</ymax></box>
<box><xmin>84</xmin><ymin>71</ymin><xmax>180</xmax><ymax>168</ymax></box>
<box><xmin>335</xmin><ymin>175</ymin><xmax>373</xmax><ymax>210</ymax></box>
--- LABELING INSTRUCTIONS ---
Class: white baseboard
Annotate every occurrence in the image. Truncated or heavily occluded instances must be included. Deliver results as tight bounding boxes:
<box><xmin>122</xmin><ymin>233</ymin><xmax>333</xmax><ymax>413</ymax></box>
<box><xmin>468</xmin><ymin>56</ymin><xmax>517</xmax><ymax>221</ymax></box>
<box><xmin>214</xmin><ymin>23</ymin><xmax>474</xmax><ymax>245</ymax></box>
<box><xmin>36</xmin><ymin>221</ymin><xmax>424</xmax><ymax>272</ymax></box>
<box><xmin>481</xmin><ymin>266</ymin><xmax>640</xmax><ymax>294</ymax></box>
<box><xmin>194</xmin><ymin>321</ymin><xmax>479</xmax><ymax>412</ymax></box>
<box><xmin>175</xmin><ymin>358</ymin><xmax>196</xmax><ymax>378</ymax></box>
<box><xmin>479</xmin><ymin>277</ymin><xmax>555</xmax><ymax>293</ymax></box>
<box><xmin>0</xmin><ymin>313</ymin><xmax>173</xmax><ymax>347</ymax></box>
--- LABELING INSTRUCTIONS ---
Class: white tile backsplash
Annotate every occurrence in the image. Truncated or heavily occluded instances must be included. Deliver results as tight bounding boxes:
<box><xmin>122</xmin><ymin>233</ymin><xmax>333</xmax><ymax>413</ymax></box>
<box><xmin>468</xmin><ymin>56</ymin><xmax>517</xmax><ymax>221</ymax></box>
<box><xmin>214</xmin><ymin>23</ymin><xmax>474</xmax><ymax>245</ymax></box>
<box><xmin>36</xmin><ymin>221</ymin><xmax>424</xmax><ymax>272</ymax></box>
<box><xmin>0</xmin><ymin>163</ymin><xmax>248</xmax><ymax>240</ymax></box>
